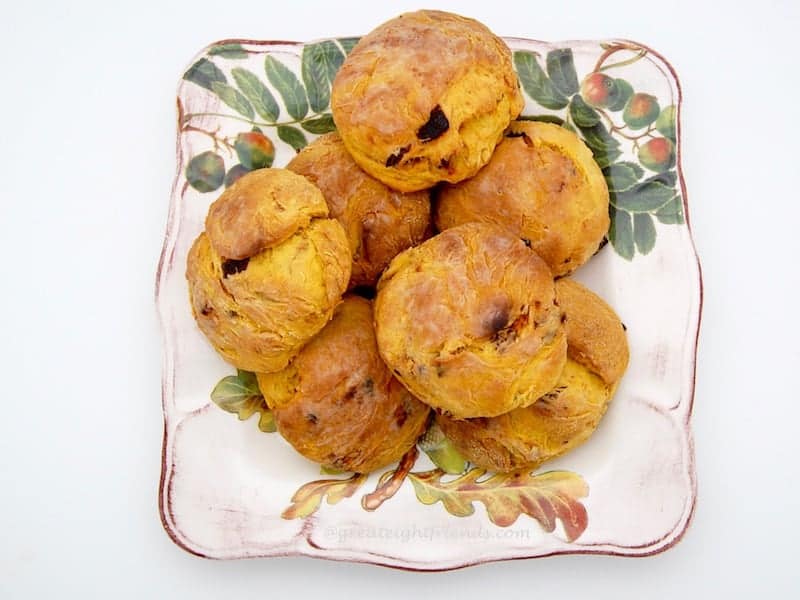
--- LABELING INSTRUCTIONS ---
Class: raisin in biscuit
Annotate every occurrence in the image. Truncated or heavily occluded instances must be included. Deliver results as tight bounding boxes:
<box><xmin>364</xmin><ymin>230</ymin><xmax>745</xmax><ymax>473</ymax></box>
<box><xmin>437</xmin><ymin>279</ymin><xmax>629</xmax><ymax>472</ymax></box>
<box><xmin>374</xmin><ymin>223</ymin><xmax>567</xmax><ymax>419</ymax></box>
<box><xmin>257</xmin><ymin>295</ymin><xmax>429</xmax><ymax>473</ymax></box>
<box><xmin>331</xmin><ymin>10</ymin><xmax>524</xmax><ymax>192</ymax></box>
<box><xmin>186</xmin><ymin>169</ymin><xmax>351</xmax><ymax>373</ymax></box>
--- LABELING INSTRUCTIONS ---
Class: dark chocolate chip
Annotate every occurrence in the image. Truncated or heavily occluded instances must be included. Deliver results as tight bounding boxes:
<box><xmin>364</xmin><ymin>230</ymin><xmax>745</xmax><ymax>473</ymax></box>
<box><xmin>221</xmin><ymin>257</ymin><xmax>249</xmax><ymax>277</ymax></box>
<box><xmin>200</xmin><ymin>305</ymin><xmax>213</xmax><ymax>316</ymax></box>
<box><xmin>522</xmin><ymin>238</ymin><xmax>532</xmax><ymax>248</ymax></box>
<box><xmin>438</xmin><ymin>157</ymin><xmax>450</xmax><ymax>169</ymax></box>
<box><xmin>305</xmin><ymin>413</ymin><xmax>318</xmax><ymax>424</ymax></box>
<box><xmin>417</xmin><ymin>105</ymin><xmax>449</xmax><ymax>142</ymax></box>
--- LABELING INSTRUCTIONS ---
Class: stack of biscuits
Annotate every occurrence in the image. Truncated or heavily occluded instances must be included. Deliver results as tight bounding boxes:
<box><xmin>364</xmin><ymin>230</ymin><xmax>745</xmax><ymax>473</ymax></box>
<box><xmin>186</xmin><ymin>10</ymin><xmax>629</xmax><ymax>474</ymax></box>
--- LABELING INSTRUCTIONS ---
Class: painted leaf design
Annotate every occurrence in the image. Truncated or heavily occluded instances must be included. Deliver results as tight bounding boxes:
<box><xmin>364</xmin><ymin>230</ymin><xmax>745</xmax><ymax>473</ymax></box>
<box><xmin>417</xmin><ymin>423</ymin><xmax>467</xmax><ymax>475</ymax></box>
<box><xmin>655</xmin><ymin>194</ymin><xmax>685</xmax><ymax>225</ymax></box>
<box><xmin>643</xmin><ymin>170</ymin><xmax>678</xmax><ymax>188</ymax></box>
<box><xmin>337</xmin><ymin>37</ymin><xmax>360</xmax><ymax>54</ymax></box>
<box><xmin>603</xmin><ymin>162</ymin><xmax>643</xmax><ymax>192</ymax></box>
<box><xmin>613</xmin><ymin>180</ymin><xmax>674</xmax><ymax>213</ymax></box>
<box><xmin>609</xmin><ymin>207</ymin><xmax>635</xmax><ymax>260</ymax></box>
<box><xmin>301</xmin><ymin>113</ymin><xmax>336</xmax><ymax>134</ymax></box>
<box><xmin>282</xmin><ymin>473</ymin><xmax>367</xmax><ymax>519</ymax></box>
<box><xmin>257</xmin><ymin>409</ymin><xmax>276</xmax><ymax>433</ymax></box>
<box><xmin>231</xmin><ymin>67</ymin><xmax>279</xmax><ymax>122</ymax></box>
<box><xmin>408</xmin><ymin>469</ymin><xmax>589</xmax><ymax>541</ymax></box>
<box><xmin>577</xmin><ymin>121</ymin><xmax>621</xmax><ymax>168</ymax></box>
<box><xmin>208</xmin><ymin>43</ymin><xmax>248</xmax><ymax>59</ymax></box>
<box><xmin>211</xmin><ymin>370</ymin><xmax>276</xmax><ymax>431</ymax></box>
<box><xmin>569</xmin><ymin>95</ymin><xmax>601</xmax><ymax>128</ymax></box>
<box><xmin>302</xmin><ymin>41</ymin><xmax>345</xmax><ymax>113</ymax></box>
<box><xmin>210</xmin><ymin>82</ymin><xmax>255</xmax><ymax>119</ymax></box>
<box><xmin>546</xmin><ymin>48</ymin><xmax>579</xmax><ymax>96</ymax></box>
<box><xmin>183</xmin><ymin>58</ymin><xmax>226</xmax><ymax>91</ymax></box>
<box><xmin>577</xmin><ymin>121</ymin><xmax>620</xmax><ymax>153</ymax></box>
<box><xmin>633</xmin><ymin>212</ymin><xmax>657</xmax><ymax>254</ymax></box>
<box><xmin>265</xmin><ymin>56</ymin><xmax>308</xmax><ymax>120</ymax></box>
<box><xmin>514</xmin><ymin>51</ymin><xmax>568</xmax><ymax>110</ymax></box>
<box><xmin>590</xmin><ymin>147</ymin><xmax>622</xmax><ymax>169</ymax></box>
<box><xmin>361</xmin><ymin>447</ymin><xmax>419</xmax><ymax>511</ymax></box>
<box><xmin>518</xmin><ymin>114</ymin><xmax>564</xmax><ymax>125</ymax></box>
<box><xmin>278</xmin><ymin>125</ymin><xmax>307</xmax><ymax>152</ymax></box>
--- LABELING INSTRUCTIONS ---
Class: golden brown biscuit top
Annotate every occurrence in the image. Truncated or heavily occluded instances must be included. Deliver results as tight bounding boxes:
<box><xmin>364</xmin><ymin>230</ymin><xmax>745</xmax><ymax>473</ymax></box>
<box><xmin>555</xmin><ymin>278</ymin><xmax>629</xmax><ymax>385</ymax></box>
<box><xmin>204</xmin><ymin>168</ymin><xmax>328</xmax><ymax>260</ymax></box>
<box><xmin>287</xmin><ymin>133</ymin><xmax>431</xmax><ymax>287</ymax></box>
<box><xmin>334</xmin><ymin>11</ymin><xmax>507</xmax><ymax>132</ymax></box>
<box><xmin>331</xmin><ymin>9</ymin><xmax>522</xmax><ymax>192</ymax></box>
<box><xmin>435</xmin><ymin>121</ymin><xmax>610</xmax><ymax>276</ymax></box>
<box><xmin>279</xmin><ymin>295</ymin><xmax>388</xmax><ymax>405</ymax></box>
<box><xmin>377</xmin><ymin>223</ymin><xmax>560</xmax><ymax>363</ymax></box>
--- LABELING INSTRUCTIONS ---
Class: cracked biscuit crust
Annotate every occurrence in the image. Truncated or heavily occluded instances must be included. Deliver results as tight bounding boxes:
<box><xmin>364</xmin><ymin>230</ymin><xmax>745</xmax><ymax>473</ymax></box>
<box><xmin>435</xmin><ymin>121</ymin><xmax>610</xmax><ymax>277</ymax></box>
<box><xmin>331</xmin><ymin>10</ymin><xmax>524</xmax><ymax>192</ymax></box>
<box><xmin>374</xmin><ymin>222</ymin><xmax>567</xmax><ymax>419</ymax></box>
<box><xmin>256</xmin><ymin>296</ymin><xmax>430</xmax><ymax>473</ymax></box>
<box><xmin>186</xmin><ymin>169</ymin><xmax>351</xmax><ymax>373</ymax></box>
<box><xmin>287</xmin><ymin>133</ymin><xmax>431</xmax><ymax>288</ymax></box>
<box><xmin>436</xmin><ymin>279</ymin><xmax>629</xmax><ymax>472</ymax></box>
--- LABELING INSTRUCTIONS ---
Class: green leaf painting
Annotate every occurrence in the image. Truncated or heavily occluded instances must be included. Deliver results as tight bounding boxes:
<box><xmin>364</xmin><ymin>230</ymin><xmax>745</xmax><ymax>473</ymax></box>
<box><xmin>180</xmin><ymin>40</ymin><xmax>684</xmax><ymax>260</ymax></box>
<box><xmin>183</xmin><ymin>58</ymin><xmax>226</xmax><ymax>91</ymax></box>
<box><xmin>603</xmin><ymin>162</ymin><xmax>643</xmax><ymax>192</ymax></box>
<box><xmin>232</xmin><ymin>67</ymin><xmax>280</xmax><ymax>122</ymax></box>
<box><xmin>613</xmin><ymin>180</ymin><xmax>674</xmax><ymax>213</ymax></box>
<box><xmin>208</xmin><ymin>43</ymin><xmax>248</xmax><ymax>59</ymax></box>
<box><xmin>569</xmin><ymin>95</ymin><xmax>601</xmax><ymax>128</ymax></box>
<box><xmin>301</xmin><ymin>113</ymin><xmax>336</xmax><ymax>134</ymax></box>
<box><xmin>211</xmin><ymin>370</ymin><xmax>276</xmax><ymax>432</ymax></box>
<box><xmin>546</xmin><ymin>49</ymin><xmax>579</xmax><ymax>96</ymax></box>
<box><xmin>265</xmin><ymin>56</ymin><xmax>309</xmax><ymax>120</ymax></box>
<box><xmin>337</xmin><ymin>37</ymin><xmax>360</xmax><ymax>54</ymax></box>
<box><xmin>210</xmin><ymin>82</ymin><xmax>255</xmax><ymax>119</ymax></box>
<box><xmin>302</xmin><ymin>41</ymin><xmax>345</xmax><ymax>113</ymax></box>
<box><xmin>278</xmin><ymin>125</ymin><xmax>308</xmax><ymax>152</ymax></box>
<box><xmin>514</xmin><ymin>51</ymin><xmax>568</xmax><ymax>110</ymax></box>
<box><xmin>609</xmin><ymin>208</ymin><xmax>635</xmax><ymax>261</ymax></box>
<box><xmin>633</xmin><ymin>213</ymin><xmax>656</xmax><ymax>254</ymax></box>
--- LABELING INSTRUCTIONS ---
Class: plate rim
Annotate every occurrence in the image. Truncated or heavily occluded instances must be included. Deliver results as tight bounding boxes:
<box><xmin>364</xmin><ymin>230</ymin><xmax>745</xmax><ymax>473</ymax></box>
<box><xmin>155</xmin><ymin>35</ymin><xmax>702</xmax><ymax>570</ymax></box>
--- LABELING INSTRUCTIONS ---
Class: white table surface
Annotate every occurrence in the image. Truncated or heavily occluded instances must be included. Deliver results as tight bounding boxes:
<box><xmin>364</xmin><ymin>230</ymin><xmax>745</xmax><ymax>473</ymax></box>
<box><xmin>2</xmin><ymin>0</ymin><xmax>799</xmax><ymax>597</ymax></box>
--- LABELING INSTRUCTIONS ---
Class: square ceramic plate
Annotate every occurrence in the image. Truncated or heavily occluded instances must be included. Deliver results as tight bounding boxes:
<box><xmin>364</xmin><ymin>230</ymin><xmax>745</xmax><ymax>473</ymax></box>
<box><xmin>156</xmin><ymin>35</ymin><xmax>701</xmax><ymax>570</ymax></box>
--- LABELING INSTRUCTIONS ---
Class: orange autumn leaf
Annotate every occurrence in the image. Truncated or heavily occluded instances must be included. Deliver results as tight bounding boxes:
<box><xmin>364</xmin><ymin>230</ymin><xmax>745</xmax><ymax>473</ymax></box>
<box><xmin>408</xmin><ymin>468</ymin><xmax>589</xmax><ymax>541</ymax></box>
<box><xmin>281</xmin><ymin>473</ymin><xmax>367</xmax><ymax>520</ymax></box>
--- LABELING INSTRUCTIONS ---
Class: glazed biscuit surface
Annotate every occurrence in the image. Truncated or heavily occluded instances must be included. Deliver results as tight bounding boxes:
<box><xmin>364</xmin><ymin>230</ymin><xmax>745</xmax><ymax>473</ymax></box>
<box><xmin>437</xmin><ymin>279</ymin><xmax>629</xmax><ymax>472</ymax></box>
<box><xmin>287</xmin><ymin>133</ymin><xmax>431</xmax><ymax>288</ymax></box>
<box><xmin>256</xmin><ymin>296</ymin><xmax>430</xmax><ymax>473</ymax></box>
<box><xmin>205</xmin><ymin>168</ymin><xmax>328</xmax><ymax>260</ymax></box>
<box><xmin>186</xmin><ymin>169</ymin><xmax>351</xmax><ymax>373</ymax></box>
<box><xmin>435</xmin><ymin>121</ymin><xmax>610</xmax><ymax>276</ymax></box>
<box><xmin>331</xmin><ymin>10</ymin><xmax>524</xmax><ymax>192</ymax></box>
<box><xmin>375</xmin><ymin>222</ymin><xmax>567</xmax><ymax>419</ymax></box>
